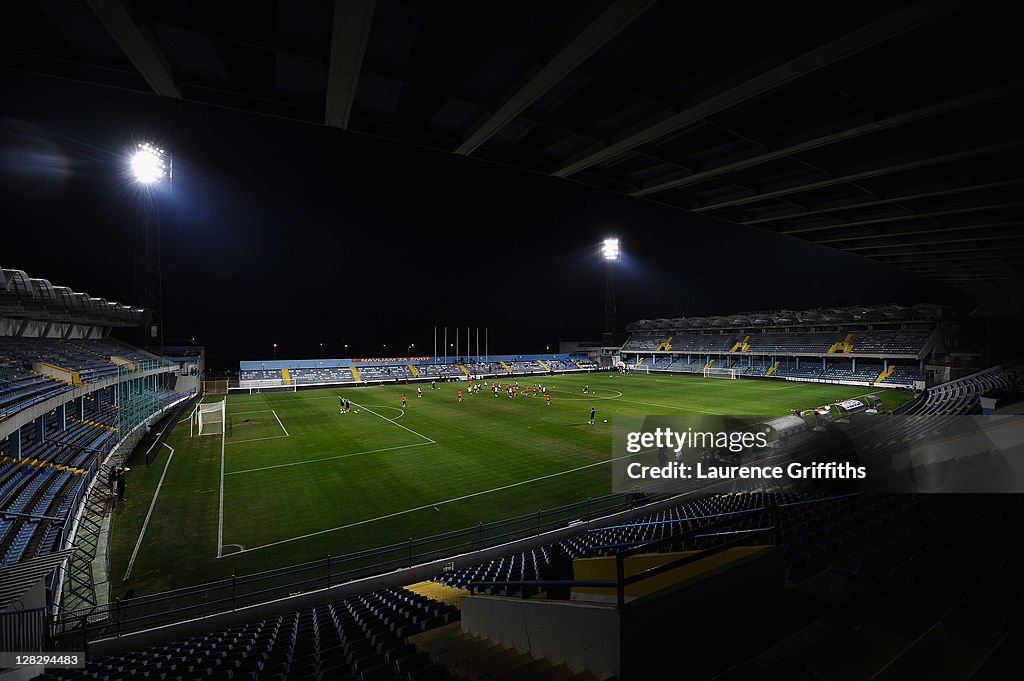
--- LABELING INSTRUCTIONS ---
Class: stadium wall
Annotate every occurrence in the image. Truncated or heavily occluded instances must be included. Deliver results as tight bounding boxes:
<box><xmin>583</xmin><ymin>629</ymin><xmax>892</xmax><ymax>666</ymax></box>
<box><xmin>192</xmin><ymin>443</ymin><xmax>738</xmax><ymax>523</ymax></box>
<box><xmin>239</xmin><ymin>354</ymin><xmax>585</xmax><ymax>370</ymax></box>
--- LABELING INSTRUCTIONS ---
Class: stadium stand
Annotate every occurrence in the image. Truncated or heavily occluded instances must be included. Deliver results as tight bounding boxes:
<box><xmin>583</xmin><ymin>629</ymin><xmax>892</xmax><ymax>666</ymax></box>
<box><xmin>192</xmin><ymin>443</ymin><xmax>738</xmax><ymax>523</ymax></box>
<box><xmin>32</xmin><ymin>488</ymin><xmax>1022</xmax><ymax>681</ymax></box>
<box><xmin>622</xmin><ymin>306</ymin><xmax>937</xmax><ymax>389</ymax></box>
<box><xmin>239</xmin><ymin>369</ymin><xmax>284</xmax><ymax>382</ymax></box>
<box><xmin>620</xmin><ymin>333</ymin><xmax>669</xmax><ymax>351</ymax></box>
<box><xmin>35</xmin><ymin>586</ymin><xmax>459</xmax><ymax>681</ymax></box>
<box><xmin>289</xmin><ymin>367</ymin><xmax>356</xmax><ymax>384</ymax></box>
<box><xmin>353</xmin><ymin>365</ymin><xmax>415</xmax><ymax>382</ymax></box>
<box><xmin>1</xmin><ymin>388</ymin><xmax>181</xmax><ymax>567</ymax></box>
<box><xmin>0</xmin><ymin>265</ymin><xmax>192</xmax><ymax>660</ymax></box>
<box><xmin>0</xmin><ymin>359</ymin><xmax>67</xmax><ymax>419</ymax></box>
<box><xmin>880</xmin><ymin>365</ymin><xmax>922</xmax><ymax>386</ymax></box>
<box><xmin>903</xmin><ymin>361</ymin><xmax>1024</xmax><ymax>416</ymax></box>
<box><xmin>845</xmin><ymin>330</ymin><xmax>933</xmax><ymax>355</ymax></box>
<box><xmin>236</xmin><ymin>356</ymin><xmax>597</xmax><ymax>391</ymax></box>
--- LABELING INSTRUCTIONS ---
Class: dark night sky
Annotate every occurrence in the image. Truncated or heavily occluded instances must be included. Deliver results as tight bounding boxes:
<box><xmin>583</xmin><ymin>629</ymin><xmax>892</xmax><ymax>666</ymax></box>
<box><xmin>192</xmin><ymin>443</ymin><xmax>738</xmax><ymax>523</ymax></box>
<box><xmin>1</xmin><ymin>70</ymin><xmax>957</xmax><ymax>370</ymax></box>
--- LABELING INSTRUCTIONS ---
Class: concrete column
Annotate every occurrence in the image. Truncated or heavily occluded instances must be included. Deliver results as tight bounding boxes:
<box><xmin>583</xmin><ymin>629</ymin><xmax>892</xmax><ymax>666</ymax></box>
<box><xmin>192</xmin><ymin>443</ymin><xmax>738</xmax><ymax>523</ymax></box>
<box><xmin>34</xmin><ymin>413</ymin><xmax>46</xmax><ymax>442</ymax></box>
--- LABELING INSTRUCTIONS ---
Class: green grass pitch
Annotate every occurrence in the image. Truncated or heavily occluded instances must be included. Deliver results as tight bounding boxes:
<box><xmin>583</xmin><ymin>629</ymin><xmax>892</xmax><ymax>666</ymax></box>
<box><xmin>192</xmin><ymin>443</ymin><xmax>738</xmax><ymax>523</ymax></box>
<box><xmin>108</xmin><ymin>372</ymin><xmax>912</xmax><ymax>595</ymax></box>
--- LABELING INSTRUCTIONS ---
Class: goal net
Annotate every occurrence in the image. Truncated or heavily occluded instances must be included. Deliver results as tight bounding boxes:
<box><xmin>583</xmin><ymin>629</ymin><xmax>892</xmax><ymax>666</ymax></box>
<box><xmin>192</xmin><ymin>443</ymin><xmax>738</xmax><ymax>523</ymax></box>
<box><xmin>202</xmin><ymin>380</ymin><xmax>229</xmax><ymax>395</ymax></box>
<box><xmin>248</xmin><ymin>384</ymin><xmax>296</xmax><ymax>395</ymax></box>
<box><xmin>196</xmin><ymin>400</ymin><xmax>226</xmax><ymax>436</ymax></box>
<box><xmin>704</xmin><ymin>367</ymin><xmax>738</xmax><ymax>379</ymax></box>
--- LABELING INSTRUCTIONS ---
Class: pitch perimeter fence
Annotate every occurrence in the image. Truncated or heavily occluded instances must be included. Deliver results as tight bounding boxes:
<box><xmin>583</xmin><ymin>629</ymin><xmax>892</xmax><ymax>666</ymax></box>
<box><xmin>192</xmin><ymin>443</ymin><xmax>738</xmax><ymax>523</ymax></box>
<box><xmin>55</xmin><ymin>491</ymin><xmax>659</xmax><ymax>642</ymax></box>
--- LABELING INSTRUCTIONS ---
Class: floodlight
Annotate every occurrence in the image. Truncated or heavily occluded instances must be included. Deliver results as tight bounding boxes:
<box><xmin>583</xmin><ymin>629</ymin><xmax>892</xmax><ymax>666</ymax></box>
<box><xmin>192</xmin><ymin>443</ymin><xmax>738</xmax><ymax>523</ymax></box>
<box><xmin>601</xmin><ymin>238</ymin><xmax>620</xmax><ymax>261</ymax></box>
<box><xmin>131</xmin><ymin>142</ymin><xmax>168</xmax><ymax>184</ymax></box>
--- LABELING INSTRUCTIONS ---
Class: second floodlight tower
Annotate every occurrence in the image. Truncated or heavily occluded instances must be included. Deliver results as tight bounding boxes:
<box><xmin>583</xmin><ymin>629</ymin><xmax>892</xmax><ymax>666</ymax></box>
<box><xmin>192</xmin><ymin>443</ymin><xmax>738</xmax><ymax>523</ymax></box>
<box><xmin>602</xmin><ymin>238</ymin><xmax>620</xmax><ymax>344</ymax></box>
<box><xmin>130</xmin><ymin>141</ymin><xmax>171</xmax><ymax>350</ymax></box>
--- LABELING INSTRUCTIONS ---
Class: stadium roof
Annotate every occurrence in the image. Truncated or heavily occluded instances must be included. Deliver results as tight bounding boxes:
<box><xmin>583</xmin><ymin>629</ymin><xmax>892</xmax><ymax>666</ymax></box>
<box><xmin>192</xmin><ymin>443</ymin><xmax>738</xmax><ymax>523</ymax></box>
<box><xmin>626</xmin><ymin>303</ymin><xmax>942</xmax><ymax>331</ymax></box>
<box><xmin>1</xmin><ymin>266</ymin><xmax>145</xmax><ymax>328</ymax></box>
<box><xmin>5</xmin><ymin>1</ymin><xmax>1022</xmax><ymax>311</ymax></box>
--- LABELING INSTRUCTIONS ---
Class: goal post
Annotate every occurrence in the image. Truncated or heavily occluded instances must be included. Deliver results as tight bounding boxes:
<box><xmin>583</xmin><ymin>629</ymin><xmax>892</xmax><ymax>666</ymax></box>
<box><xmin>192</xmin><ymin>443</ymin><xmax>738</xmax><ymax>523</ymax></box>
<box><xmin>703</xmin><ymin>367</ymin><xmax>738</xmax><ymax>379</ymax></box>
<box><xmin>249</xmin><ymin>384</ymin><xmax>297</xmax><ymax>395</ymax></box>
<box><xmin>196</xmin><ymin>400</ymin><xmax>226</xmax><ymax>436</ymax></box>
<box><xmin>202</xmin><ymin>379</ymin><xmax>229</xmax><ymax>396</ymax></box>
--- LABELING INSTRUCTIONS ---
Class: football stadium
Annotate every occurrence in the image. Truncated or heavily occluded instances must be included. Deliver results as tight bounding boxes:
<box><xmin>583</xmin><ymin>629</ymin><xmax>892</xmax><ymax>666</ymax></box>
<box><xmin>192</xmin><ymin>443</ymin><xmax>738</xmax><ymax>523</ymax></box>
<box><xmin>3</xmin><ymin>2</ymin><xmax>1024</xmax><ymax>680</ymax></box>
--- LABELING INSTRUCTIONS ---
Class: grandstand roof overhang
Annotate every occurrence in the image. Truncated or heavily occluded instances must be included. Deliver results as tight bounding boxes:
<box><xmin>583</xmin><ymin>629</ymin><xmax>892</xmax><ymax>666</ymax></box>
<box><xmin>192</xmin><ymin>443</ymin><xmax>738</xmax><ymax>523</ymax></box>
<box><xmin>6</xmin><ymin>1</ymin><xmax>1022</xmax><ymax>312</ymax></box>
<box><xmin>625</xmin><ymin>304</ymin><xmax>943</xmax><ymax>331</ymax></box>
<box><xmin>0</xmin><ymin>267</ymin><xmax>145</xmax><ymax>329</ymax></box>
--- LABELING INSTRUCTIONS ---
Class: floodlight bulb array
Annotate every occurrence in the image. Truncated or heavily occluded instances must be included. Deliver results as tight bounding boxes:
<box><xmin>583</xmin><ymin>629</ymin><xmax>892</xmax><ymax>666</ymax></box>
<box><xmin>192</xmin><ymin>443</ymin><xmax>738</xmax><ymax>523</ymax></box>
<box><xmin>602</xmin><ymin>238</ymin><xmax>620</xmax><ymax>261</ymax></box>
<box><xmin>131</xmin><ymin>142</ymin><xmax>168</xmax><ymax>184</ymax></box>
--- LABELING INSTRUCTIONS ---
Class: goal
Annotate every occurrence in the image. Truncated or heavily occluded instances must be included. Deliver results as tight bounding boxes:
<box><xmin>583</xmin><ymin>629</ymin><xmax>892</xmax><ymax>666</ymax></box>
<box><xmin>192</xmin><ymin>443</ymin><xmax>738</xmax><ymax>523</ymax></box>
<box><xmin>196</xmin><ymin>400</ymin><xmax>226</xmax><ymax>436</ymax></box>
<box><xmin>703</xmin><ymin>367</ymin><xmax>738</xmax><ymax>379</ymax></box>
<box><xmin>248</xmin><ymin>384</ymin><xmax>296</xmax><ymax>395</ymax></box>
<box><xmin>202</xmin><ymin>380</ymin><xmax>229</xmax><ymax>395</ymax></box>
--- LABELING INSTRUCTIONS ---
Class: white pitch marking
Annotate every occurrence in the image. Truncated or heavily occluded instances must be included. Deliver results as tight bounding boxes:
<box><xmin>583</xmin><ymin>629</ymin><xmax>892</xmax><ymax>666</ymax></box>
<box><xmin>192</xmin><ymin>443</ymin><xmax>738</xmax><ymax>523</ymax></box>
<box><xmin>224</xmin><ymin>434</ymin><xmax>291</xmax><ymax>445</ymax></box>
<box><xmin>217</xmin><ymin>424</ymin><xmax>225</xmax><ymax>559</ymax></box>
<box><xmin>271</xmin><ymin>409</ymin><xmax>289</xmax><ymax>437</ymax></box>
<box><xmin>360</xmin><ymin>405</ymin><xmax>405</xmax><ymax>419</ymax></box>
<box><xmin>546</xmin><ymin>389</ymin><xmax>623</xmax><ymax>401</ymax></box>
<box><xmin>610</xmin><ymin>393</ymin><xmax>724</xmax><ymax>413</ymax></box>
<box><xmin>226</xmin><ymin>441</ymin><xmax>433</xmax><ymax>475</ymax></box>
<box><xmin>123</xmin><ymin>443</ymin><xmax>175</xmax><ymax>580</ymax></box>
<box><xmin>219</xmin><ymin>453</ymin><xmax>632</xmax><ymax>557</ymax></box>
<box><xmin>350</xmin><ymin>400</ymin><xmax>434</xmax><ymax>443</ymax></box>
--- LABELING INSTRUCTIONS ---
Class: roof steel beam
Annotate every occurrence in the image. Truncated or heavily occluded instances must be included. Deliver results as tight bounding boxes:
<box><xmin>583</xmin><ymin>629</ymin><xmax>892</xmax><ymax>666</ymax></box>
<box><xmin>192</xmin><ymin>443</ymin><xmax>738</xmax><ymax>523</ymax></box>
<box><xmin>692</xmin><ymin>140</ymin><xmax>1024</xmax><ymax>213</ymax></box>
<box><xmin>783</xmin><ymin>202</ymin><xmax>1022</xmax><ymax>235</ymax></box>
<box><xmin>455</xmin><ymin>0</ymin><xmax>658</xmax><ymax>156</ymax></box>
<box><xmin>633</xmin><ymin>81</ymin><xmax>1022</xmax><ymax>196</ymax></box>
<box><xmin>86</xmin><ymin>0</ymin><xmax>181</xmax><ymax>98</ymax></box>
<box><xmin>552</xmin><ymin>0</ymin><xmax>963</xmax><ymax>177</ymax></box>
<box><xmin>325</xmin><ymin>0</ymin><xmax>377</xmax><ymax>129</ymax></box>
<box><xmin>741</xmin><ymin>179</ymin><xmax>1024</xmax><ymax>225</ymax></box>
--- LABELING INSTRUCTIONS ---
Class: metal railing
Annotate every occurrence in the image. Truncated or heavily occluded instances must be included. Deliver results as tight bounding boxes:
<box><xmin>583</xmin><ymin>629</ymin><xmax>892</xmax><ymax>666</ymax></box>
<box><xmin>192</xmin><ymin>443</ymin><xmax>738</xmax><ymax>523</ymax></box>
<box><xmin>468</xmin><ymin>502</ymin><xmax>780</xmax><ymax>608</ymax></box>
<box><xmin>55</xmin><ymin>491</ymin><xmax>663</xmax><ymax>641</ymax></box>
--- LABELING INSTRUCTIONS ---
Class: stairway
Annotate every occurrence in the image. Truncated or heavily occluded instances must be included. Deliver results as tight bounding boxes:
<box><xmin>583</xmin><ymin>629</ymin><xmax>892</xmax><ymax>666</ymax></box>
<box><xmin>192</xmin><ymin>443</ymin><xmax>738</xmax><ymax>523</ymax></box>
<box><xmin>655</xmin><ymin>336</ymin><xmax>673</xmax><ymax>351</ymax></box>
<box><xmin>61</xmin><ymin>465</ymin><xmax>117</xmax><ymax>614</ymax></box>
<box><xmin>411</xmin><ymin>623</ymin><xmax>607</xmax><ymax>681</ymax></box>
<box><xmin>405</xmin><ymin>580</ymin><xmax>470</xmax><ymax>608</ymax></box>
<box><xmin>828</xmin><ymin>333</ymin><xmax>855</xmax><ymax>354</ymax></box>
<box><xmin>875</xmin><ymin>365</ymin><xmax>895</xmax><ymax>384</ymax></box>
<box><xmin>408</xmin><ymin>364</ymin><xmax>420</xmax><ymax>378</ymax></box>
<box><xmin>730</xmin><ymin>335</ymin><xmax>751</xmax><ymax>352</ymax></box>
<box><xmin>350</xmin><ymin>365</ymin><xmax>361</xmax><ymax>381</ymax></box>
<box><xmin>281</xmin><ymin>368</ymin><xmax>292</xmax><ymax>385</ymax></box>
<box><xmin>499</xmin><ymin>361</ymin><xmax>513</xmax><ymax>374</ymax></box>
<box><xmin>459</xmin><ymin>364</ymin><xmax>470</xmax><ymax>376</ymax></box>
<box><xmin>765</xmin><ymin>361</ymin><xmax>780</xmax><ymax>376</ymax></box>
<box><xmin>537</xmin><ymin>359</ymin><xmax>550</xmax><ymax>371</ymax></box>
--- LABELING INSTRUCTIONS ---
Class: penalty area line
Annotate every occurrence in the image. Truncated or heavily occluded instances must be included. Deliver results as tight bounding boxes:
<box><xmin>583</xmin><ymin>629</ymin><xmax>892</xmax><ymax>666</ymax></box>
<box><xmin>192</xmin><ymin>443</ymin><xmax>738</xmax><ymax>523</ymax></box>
<box><xmin>123</xmin><ymin>443</ymin><xmax>175</xmax><ymax>581</ymax></box>
<box><xmin>226</xmin><ymin>441</ymin><xmax>433</xmax><ymax>475</ymax></box>
<box><xmin>219</xmin><ymin>453</ymin><xmax>633</xmax><ymax>558</ymax></box>
<box><xmin>272</xmin><ymin>409</ymin><xmax>289</xmax><ymax>437</ymax></box>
